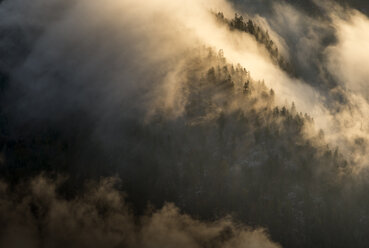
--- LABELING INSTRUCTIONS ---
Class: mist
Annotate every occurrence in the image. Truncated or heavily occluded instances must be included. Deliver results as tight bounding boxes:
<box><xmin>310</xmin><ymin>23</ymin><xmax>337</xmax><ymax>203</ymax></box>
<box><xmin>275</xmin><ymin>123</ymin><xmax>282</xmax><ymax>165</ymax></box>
<box><xmin>2</xmin><ymin>0</ymin><xmax>369</xmax><ymax>247</ymax></box>
<box><xmin>0</xmin><ymin>176</ymin><xmax>280</xmax><ymax>248</ymax></box>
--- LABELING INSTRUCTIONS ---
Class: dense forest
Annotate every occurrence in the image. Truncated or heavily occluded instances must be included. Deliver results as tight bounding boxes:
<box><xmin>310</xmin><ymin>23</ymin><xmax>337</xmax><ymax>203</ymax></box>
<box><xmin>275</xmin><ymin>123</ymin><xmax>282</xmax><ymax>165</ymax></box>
<box><xmin>1</xmin><ymin>46</ymin><xmax>368</xmax><ymax>247</ymax></box>
<box><xmin>215</xmin><ymin>12</ymin><xmax>294</xmax><ymax>75</ymax></box>
<box><xmin>1</xmin><ymin>0</ymin><xmax>369</xmax><ymax>247</ymax></box>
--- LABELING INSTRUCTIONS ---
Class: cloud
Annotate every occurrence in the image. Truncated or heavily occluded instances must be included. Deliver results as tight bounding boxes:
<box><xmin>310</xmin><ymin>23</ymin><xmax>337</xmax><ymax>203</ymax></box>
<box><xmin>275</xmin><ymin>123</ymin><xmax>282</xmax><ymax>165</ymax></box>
<box><xmin>230</xmin><ymin>1</ymin><xmax>369</xmax><ymax>169</ymax></box>
<box><xmin>0</xmin><ymin>0</ymin><xmax>325</xmax><ymax>164</ymax></box>
<box><xmin>2</xmin><ymin>0</ymin><xmax>369</xmax><ymax>246</ymax></box>
<box><xmin>326</xmin><ymin>9</ymin><xmax>369</xmax><ymax>98</ymax></box>
<box><xmin>2</xmin><ymin>0</ymin><xmax>369</xmax><ymax>169</ymax></box>
<box><xmin>0</xmin><ymin>175</ymin><xmax>280</xmax><ymax>248</ymax></box>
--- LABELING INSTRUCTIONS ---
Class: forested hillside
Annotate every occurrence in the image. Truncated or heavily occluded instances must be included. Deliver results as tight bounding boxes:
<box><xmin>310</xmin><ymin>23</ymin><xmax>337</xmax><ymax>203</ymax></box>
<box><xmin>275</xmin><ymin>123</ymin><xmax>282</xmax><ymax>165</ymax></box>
<box><xmin>1</xmin><ymin>0</ymin><xmax>369</xmax><ymax>247</ymax></box>
<box><xmin>215</xmin><ymin>12</ymin><xmax>293</xmax><ymax>75</ymax></box>
<box><xmin>0</xmin><ymin>45</ymin><xmax>365</xmax><ymax>248</ymax></box>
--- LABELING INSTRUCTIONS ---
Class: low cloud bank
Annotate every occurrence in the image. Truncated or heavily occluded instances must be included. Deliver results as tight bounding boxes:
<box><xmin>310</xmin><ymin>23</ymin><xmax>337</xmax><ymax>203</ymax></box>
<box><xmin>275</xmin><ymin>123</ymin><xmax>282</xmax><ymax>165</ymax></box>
<box><xmin>0</xmin><ymin>175</ymin><xmax>280</xmax><ymax>248</ymax></box>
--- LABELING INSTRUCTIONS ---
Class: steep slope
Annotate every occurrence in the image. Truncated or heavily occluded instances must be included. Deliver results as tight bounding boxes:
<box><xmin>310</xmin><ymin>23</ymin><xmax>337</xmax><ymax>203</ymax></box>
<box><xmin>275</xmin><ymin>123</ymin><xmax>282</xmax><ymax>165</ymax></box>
<box><xmin>215</xmin><ymin>12</ymin><xmax>293</xmax><ymax>75</ymax></box>
<box><xmin>0</xmin><ymin>45</ymin><xmax>356</xmax><ymax>248</ymax></box>
<box><xmin>1</xmin><ymin>0</ymin><xmax>369</xmax><ymax>247</ymax></box>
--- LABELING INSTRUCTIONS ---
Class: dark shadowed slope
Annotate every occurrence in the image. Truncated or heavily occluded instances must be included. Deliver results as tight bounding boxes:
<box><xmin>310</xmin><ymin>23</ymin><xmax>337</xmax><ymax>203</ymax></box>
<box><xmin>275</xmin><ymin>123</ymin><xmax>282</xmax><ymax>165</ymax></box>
<box><xmin>1</xmin><ymin>1</ymin><xmax>369</xmax><ymax>248</ymax></box>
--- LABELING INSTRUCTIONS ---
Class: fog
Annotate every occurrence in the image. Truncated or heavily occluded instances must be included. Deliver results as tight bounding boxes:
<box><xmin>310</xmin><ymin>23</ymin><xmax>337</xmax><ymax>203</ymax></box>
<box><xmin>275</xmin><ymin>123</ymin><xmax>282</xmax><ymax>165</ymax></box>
<box><xmin>2</xmin><ymin>0</ymin><xmax>369</xmax><ymax>247</ymax></box>
<box><xmin>0</xmin><ymin>176</ymin><xmax>280</xmax><ymax>248</ymax></box>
